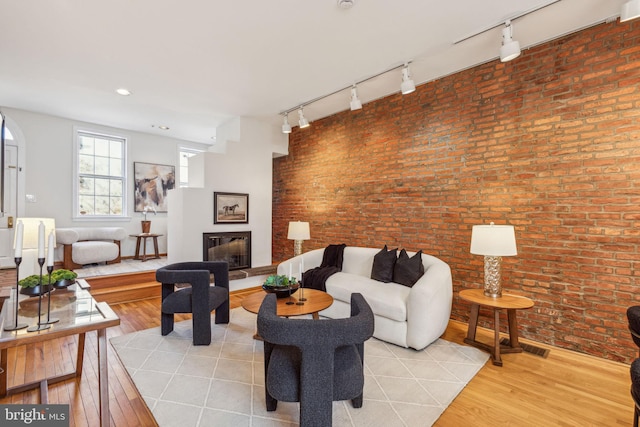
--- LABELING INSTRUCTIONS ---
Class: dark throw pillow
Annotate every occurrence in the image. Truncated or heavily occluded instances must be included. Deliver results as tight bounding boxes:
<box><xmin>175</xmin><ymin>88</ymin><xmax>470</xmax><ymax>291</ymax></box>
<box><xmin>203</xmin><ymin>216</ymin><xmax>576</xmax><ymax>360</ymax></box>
<box><xmin>393</xmin><ymin>249</ymin><xmax>425</xmax><ymax>287</ymax></box>
<box><xmin>371</xmin><ymin>245</ymin><xmax>397</xmax><ymax>283</ymax></box>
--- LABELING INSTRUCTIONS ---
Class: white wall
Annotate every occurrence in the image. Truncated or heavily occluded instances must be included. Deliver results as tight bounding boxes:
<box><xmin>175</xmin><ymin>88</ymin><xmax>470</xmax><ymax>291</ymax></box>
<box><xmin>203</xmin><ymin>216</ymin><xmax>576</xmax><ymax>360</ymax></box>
<box><xmin>168</xmin><ymin>117</ymin><xmax>280</xmax><ymax>268</ymax></box>
<box><xmin>2</xmin><ymin>107</ymin><xmax>209</xmax><ymax>260</ymax></box>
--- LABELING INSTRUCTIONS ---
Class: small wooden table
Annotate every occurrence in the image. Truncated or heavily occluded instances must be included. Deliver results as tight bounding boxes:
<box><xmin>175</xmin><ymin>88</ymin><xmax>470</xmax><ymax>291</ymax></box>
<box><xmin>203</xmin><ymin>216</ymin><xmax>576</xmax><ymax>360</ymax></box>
<box><xmin>459</xmin><ymin>288</ymin><xmax>534</xmax><ymax>367</ymax></box>
<box><xmin>131</xmin><ymin>233</ymin><xmax>162</xmax><ymax>261</ymax></box>
<box><xmin>242</xmin><ymin>289</ymin><xmax>333</xmax><ymax>339</ymax></box>
<box><xmin>0</xmin><ymin>279</ymin><xmax>120</xmax><ymax>426</ymax></box>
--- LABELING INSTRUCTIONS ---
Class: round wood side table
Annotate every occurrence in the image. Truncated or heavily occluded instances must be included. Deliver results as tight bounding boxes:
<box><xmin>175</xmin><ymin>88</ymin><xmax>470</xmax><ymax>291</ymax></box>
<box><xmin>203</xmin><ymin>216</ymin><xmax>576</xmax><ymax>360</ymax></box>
<box><xmin>241</xmin><ymin>288</ymin><xmax>333</xmax><ymax>339</ymax></box>
<box><xmin>459</xmin><ymin>288</ymin><xmax>534</xmax><ymax>366</ymax></box>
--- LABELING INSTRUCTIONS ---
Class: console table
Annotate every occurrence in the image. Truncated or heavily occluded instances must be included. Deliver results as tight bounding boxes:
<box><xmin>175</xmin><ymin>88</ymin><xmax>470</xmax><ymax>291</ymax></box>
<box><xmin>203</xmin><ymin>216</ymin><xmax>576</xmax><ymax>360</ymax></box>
<box><xmin>0</xmin><ymin>279</ymin><xmax>119</xmax><ymax>426</ymax></box>
<box><xmin>459</xmin><ymin>288</ymin><xmax>534</xmax><ymax>366</ymax></box>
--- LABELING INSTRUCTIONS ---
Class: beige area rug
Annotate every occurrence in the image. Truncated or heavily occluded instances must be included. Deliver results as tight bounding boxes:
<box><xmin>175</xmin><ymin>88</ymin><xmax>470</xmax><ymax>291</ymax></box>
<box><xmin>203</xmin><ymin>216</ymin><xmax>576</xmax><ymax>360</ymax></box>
<box><xmin>110</xmin><ymin>308</ymin><xmax>489</xmax><ymax>427</ymax></box>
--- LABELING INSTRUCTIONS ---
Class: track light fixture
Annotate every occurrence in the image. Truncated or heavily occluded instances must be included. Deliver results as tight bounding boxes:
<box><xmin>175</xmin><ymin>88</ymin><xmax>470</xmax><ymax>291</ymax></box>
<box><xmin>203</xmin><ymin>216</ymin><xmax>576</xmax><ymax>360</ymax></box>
<box><xmin>500</xmin><ymin>20</ymin><xmax>521</xmax><ymax>62</ymax></box>
<box><xmin>282</xmin><ymin>114</ymin><xmax>292</xmax><ymax>134</ymax></box>
<box><xmin>298</xmin><ymin>107</ymin><xmax>310</xmax><ymax>129</ymax></box>
<box><xmin>621</xmin><ymin>0</ymin><xmax>640</xmax><ymax>22</ymax></box>
<box><xmin>400</xmin><ymin>63</ymin><xmax>415</xmax><ymax>95</ymax></box>
<box><xmin>279</xmin><ymin>61</ymin><xmax>415</xmax><ymax>126</ymax></box>
<box><xmin>350</xmin><ymin>85</ymin><xmax>362</xmax><ymax>111</ymax></box>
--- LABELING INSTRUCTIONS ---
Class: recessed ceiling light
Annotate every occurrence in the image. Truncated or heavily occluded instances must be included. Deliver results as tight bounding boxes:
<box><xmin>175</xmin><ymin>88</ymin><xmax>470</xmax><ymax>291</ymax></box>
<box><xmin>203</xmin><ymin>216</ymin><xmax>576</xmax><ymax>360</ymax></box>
<box><xmin>337</xmin><ymin>0</ymin><xmax>355</xmax><ymax>9</ymax></box>
<box><xmin>116</xmin><ymin>88</ymin><xmax>131</xmax><ymax>96</ymax></box>
<box><xmin>158</xmin><ymin>125</ymin><xmax>170</xmax><ymax>130</ymax></box>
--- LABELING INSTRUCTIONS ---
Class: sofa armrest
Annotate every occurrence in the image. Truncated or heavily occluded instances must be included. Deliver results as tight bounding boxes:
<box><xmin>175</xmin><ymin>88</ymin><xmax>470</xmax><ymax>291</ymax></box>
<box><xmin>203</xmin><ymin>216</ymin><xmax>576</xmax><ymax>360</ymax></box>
<box><xmin>406</xmin><ymin>257</ymin><xmax>453</xmax><ymax>350</ymax></box>
<box><xmin>55</xmin><ymin>229</ymin><xmax>80</xmax><ymax>245</ymax></box>
<box><xmin>277</xmin><ymin>248</ymin><xmax>325</xmax><ymax>277</ymax></box>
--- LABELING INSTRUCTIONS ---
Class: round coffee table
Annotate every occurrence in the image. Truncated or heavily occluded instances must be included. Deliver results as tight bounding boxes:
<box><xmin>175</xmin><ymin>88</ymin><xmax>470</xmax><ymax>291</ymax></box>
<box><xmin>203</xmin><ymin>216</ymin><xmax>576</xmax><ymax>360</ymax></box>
<box><xmin>241</xmin><ymin>288</ymin><xmax>333</xmax><ymax>319</ymax></box>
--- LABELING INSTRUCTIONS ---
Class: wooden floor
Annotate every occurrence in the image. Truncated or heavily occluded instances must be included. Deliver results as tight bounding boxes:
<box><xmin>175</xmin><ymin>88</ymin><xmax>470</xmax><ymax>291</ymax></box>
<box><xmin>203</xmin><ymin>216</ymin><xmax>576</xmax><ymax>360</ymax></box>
<box><xmin>0</xmin><ymin>286</ymin><xmax>633</xmax><ymax>426</ymax></box>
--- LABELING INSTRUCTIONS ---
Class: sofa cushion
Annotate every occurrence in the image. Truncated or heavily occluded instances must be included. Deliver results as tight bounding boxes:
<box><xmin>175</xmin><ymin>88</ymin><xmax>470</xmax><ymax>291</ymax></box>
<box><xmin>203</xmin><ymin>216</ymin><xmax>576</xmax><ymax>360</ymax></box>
<box><xmin>393</xmin><ymin>249</ymin><xmax>424</xmax><ymax>287</ymax></box>
<box><xmin>325</xmin><ymin>272</ymin><xmax>409</xmax><ymax>322</ymax></box>
<box><xmin>72</xmin><ymin>241</ymin><xmax>120</xmax><ymax>265</ymax></box>
<box><xmin>370</xmin><ymin>245</ymin><xmax>397</xmax><ymax>283</ymax></box>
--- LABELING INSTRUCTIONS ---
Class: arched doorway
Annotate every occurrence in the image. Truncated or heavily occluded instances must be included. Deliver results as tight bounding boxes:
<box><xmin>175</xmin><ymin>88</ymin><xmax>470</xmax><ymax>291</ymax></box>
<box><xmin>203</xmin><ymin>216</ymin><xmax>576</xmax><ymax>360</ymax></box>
<box><xmin>0</xmin><ymin>114</ymin><xmax>25</xmax><ymax>268</ymax></box>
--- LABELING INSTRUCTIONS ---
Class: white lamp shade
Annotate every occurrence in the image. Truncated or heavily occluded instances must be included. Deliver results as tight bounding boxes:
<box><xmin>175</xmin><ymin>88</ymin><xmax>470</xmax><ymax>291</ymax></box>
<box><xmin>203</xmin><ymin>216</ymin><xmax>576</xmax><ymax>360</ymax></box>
<box><xmin>288</xmin><ymin>221</ymin><xmax>310</xmax><ymax>240</ymax></box>
<box><xmin>621</xmin><ymin>0</ymin><xmax>640</xmax><ymax>22</ymax></box>
<box><xmin>470</xmin><ymin>223</ymin><xmax>517</xmax><ymax>256</ymax></box>
<box><xmin>17</xmin><ymin>217</ymin><xmax>56</xmax><ymax>250</ymax></box>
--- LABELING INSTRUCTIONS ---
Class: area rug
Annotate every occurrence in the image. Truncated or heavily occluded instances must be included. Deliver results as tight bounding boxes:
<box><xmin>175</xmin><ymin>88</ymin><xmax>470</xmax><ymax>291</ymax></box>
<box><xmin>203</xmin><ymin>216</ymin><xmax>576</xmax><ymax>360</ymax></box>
<box><xmin>110</xmin><ymin>308</ymin><xmax>489</xmax><ymax>427</ymax></box>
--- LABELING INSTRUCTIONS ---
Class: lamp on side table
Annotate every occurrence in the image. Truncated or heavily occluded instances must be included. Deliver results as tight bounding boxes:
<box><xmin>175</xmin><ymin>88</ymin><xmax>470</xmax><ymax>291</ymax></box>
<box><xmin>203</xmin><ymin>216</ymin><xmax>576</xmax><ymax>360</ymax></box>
<box><xmin>470</xmin><ymin>222</ymin><xmax>517</xmax><ymax>298</ymax></box>
<box><xmin>288</xmin><ymin>221</ymin><xmax>310</xmax><ymax>257</ymax></box>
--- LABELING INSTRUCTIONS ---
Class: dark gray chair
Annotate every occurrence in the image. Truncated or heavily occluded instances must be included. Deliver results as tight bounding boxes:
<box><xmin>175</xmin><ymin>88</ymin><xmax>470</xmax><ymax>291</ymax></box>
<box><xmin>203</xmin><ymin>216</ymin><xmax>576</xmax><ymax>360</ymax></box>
<box><xmin>631</xmin><ymin>358</ymin><xmax>640</xmax><ymax>427</ymax></box>
<box><xmin>156</xmin><ymin>261</ymin><xmax>229</xmax><ymax>345</ymax></box>
<box><xmin>628</xmin><ymin>306</ymin><xmax>640</xmax><ymax>357</ymax></box>
<box><xmin>257</xmin><ymin>292</ymin><xmax>374</xmax><ymax>427</ymax></box>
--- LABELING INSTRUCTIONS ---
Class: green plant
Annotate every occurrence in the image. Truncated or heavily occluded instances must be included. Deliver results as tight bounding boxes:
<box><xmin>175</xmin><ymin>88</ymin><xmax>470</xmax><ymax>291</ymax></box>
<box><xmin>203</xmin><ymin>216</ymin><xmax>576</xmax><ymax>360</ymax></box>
<box><xmin>18</xmin><ymin>275</ymin><xmax>40</xmax><ymax>288</ymax></box>
<box><xmin>263</xmin><ymin>274</ymin><xmax>297</xmax><ymax>288</ymax></box>
<box><xmin>50</xmin><ymin>269</ymin><xmax>77</xmax><ymax>282</ymax></box>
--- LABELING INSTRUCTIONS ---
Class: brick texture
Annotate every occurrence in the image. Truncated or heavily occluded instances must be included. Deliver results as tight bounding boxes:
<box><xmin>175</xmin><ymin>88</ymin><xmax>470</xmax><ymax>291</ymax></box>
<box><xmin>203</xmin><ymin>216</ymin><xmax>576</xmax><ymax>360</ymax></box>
<box><xmin>273</xmin><ymin>20</ymin><xmax>640</xmax><ymax>363</ymax></box>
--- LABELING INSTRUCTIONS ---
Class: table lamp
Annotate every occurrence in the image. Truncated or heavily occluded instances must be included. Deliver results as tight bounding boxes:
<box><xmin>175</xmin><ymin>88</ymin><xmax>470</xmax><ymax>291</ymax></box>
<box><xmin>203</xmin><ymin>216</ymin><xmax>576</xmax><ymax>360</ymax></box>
<box><xmin>288</xmin><ymin>221</ymin><xmax>310</xmax><ymax>257</ymax></box>
<box><xmin>470</xmin><ymin>222</ymin><xmax>517</xmax><ymax>298</ymax></box>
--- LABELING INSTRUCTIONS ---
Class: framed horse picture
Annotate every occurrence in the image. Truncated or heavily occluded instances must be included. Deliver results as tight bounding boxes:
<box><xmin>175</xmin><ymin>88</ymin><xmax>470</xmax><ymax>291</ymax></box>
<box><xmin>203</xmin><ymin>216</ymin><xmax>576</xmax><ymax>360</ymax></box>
<box><xmin>214</xmin><ymin>192</ymin><xmax>249</xmax><ymax>224</ymax></box>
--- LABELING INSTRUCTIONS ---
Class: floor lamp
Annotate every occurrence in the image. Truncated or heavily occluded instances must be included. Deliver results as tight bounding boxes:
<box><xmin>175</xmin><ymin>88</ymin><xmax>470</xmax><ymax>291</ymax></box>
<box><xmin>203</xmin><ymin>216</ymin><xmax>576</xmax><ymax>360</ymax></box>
<box><xmin>470</xmin><ymin>222</ymin><xmax>517</xmax><ymax>298</ymax></box>
<box><xmin>288</xmin><ymin>221</ymin><xmax>310</xmax><ymax>257</ymax></box>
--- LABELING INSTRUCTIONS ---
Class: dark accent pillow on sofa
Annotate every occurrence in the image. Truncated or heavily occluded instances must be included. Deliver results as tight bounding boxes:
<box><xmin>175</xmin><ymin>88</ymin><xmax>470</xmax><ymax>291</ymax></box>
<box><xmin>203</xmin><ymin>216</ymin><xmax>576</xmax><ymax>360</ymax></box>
<box><xmin>371</xmin><ymin>245</ymin><xmax>397</xmax><ymax>283</ymax></box>
<box><xmin>393</xmin><ymin>249</ymin><xmax>425</xmax><ymax>287</ymax></box>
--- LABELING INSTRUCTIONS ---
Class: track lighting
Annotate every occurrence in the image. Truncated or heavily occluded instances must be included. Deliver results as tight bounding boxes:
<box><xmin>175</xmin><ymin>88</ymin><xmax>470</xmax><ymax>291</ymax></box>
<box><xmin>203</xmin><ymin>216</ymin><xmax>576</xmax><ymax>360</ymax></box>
<box><xmin>280</xmin><ymin>61</ymin><xmax>414</xmax><ymax>121</ymax></box>
<box><xmin>350</xmin><ymin>86</ymin><xmax>362</xmax><ymax>111</ymax></box>
<box><xmin>282</xmin><ymin>114</ymin><xmax>292</xmax><ymax>134</ymax></box>
<box><xmin>400</xmin><ymin>64</ymin><xmax>415</xmax><ymax>95</ymax></box>
<box><xmin>500</xmin><ymin>20</ymin><xmax>521</xmax><ymax>62</ymax></box>
<box><xmin>621</xmin><ymin>0</ymin><xmax>640</xmax><ymax>22</ymax></box>
<box><xmin>298</xmin><ymin>108</ymin><xmax>310</xmax><ymax>129</ymax></box>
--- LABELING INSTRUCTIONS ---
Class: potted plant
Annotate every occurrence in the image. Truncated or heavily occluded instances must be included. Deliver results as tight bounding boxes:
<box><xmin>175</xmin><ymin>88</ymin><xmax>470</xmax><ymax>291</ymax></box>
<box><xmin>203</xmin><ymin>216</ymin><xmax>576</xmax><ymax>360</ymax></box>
<box><xmin>50</xmin><ymin>269</ymin><xmax>78</xmax><ymax>288</ymax></box>
<box><xmin>18</xmin><ymin>274</ymin><xmax>50</xmax><ymax>296</ymax></box>
<box><xmin>141</xmin><ymin>206</ymin><xmax>156</xmax><ymax>233</ymax></box>
<box><xmin>262</xmin><ymin>274</ymin><xmax>299</xmax><ymax>298</ymax></box>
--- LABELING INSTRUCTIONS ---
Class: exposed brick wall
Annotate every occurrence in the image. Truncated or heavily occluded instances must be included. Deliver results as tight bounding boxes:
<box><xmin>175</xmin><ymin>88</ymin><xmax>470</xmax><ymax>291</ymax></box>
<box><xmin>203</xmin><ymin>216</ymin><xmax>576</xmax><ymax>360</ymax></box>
<box><xmin>273</xmin><ymin>20</ymin><xmax>640</xmax><ymax>363</ymax></box>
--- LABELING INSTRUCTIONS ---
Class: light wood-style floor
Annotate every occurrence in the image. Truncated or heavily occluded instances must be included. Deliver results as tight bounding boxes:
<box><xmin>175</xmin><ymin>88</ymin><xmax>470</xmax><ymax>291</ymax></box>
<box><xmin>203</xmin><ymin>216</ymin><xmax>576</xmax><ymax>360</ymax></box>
<box><xmin>0</xmin><ymin>287</ymin><xmax>633</xmax><ymax>426</ymax></box>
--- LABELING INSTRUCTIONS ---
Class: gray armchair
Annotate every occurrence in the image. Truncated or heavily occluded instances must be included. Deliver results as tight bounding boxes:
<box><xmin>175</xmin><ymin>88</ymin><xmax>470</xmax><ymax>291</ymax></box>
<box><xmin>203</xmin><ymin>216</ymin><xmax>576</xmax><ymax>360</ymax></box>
<box><xmin>257</xmin><ymin>292</ymin><xmax>374</xmax><ymax>427</ymax></box>
<box><xmin>156</xmin><ymin>261</ymin><xmax>229</xmax><ymax>345</ymax></box>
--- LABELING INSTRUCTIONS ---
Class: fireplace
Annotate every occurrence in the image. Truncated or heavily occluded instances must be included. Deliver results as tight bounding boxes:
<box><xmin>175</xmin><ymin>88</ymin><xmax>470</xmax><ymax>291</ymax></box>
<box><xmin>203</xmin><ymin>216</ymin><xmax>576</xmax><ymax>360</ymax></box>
<box><xmin>203</xmin><ymin>231</ymin><xmax>251</xmax><ymax>271</ymax></box>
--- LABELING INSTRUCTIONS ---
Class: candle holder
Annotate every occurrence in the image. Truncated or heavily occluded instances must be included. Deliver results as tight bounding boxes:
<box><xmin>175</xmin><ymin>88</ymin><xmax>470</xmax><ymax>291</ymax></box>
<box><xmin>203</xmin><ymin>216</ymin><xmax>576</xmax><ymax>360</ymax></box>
<box><xmin>3</xmin><ymin>257</ymin><xmax>28</xmax><ymax>331</ymax></box>
<box><xmin>44</xmin><ymin>265</ymin><xmax>59</xmax><ymax>325</ymax></box>
<box><xmin>296</xmin><ymin>277</ymin><xmax>306</xmax><ymax>305</ymax></box>
<box><xmin>27</xmin><ymin>257</ymin><xmax>51</xmax><ymax>332</ymax></box>
<box><xmin>286</xmin><ymin>281</ymin><xmax>295</xmax><ymax>305</ymax></box>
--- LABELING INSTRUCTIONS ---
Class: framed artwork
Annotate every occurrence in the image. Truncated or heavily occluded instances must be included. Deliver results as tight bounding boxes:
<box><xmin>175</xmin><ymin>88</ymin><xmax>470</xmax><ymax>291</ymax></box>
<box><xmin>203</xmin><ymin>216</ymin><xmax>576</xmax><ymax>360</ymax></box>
<box><xmin>214</xmin><ymin>192</ymin><xmax>249</xmax><ymax>224</ymax></box>
<box><xmin>134</xmin><ymin>162</ymin><xmax>176</xmax><ymax>212</ymax></box>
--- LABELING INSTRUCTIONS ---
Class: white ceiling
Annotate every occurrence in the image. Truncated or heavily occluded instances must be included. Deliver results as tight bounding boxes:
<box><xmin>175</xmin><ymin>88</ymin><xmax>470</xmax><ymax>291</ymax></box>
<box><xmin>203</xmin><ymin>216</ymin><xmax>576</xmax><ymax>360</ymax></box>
<box><xmin>0</xmin><ymin>0</ymin><xmax>628</xmax><ymax>145</ymax></box>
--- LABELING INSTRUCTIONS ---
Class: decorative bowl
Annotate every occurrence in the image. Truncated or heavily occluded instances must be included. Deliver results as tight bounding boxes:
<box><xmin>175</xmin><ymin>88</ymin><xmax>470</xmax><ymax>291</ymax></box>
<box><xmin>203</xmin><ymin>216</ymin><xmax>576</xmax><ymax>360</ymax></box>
<box><xmin>262</xmin><ymin>283</ymin><xmax>300</xmax><ymax>299</ymax></box>
<box><xmin>20</xmin><ymin>284</ymin><xmax>52</xmax><ymax>297</ymax></box>
<box><xmin>53</xmin><ymin>279</ymin><xmax>76</xmax><ymax>289</ymax></box>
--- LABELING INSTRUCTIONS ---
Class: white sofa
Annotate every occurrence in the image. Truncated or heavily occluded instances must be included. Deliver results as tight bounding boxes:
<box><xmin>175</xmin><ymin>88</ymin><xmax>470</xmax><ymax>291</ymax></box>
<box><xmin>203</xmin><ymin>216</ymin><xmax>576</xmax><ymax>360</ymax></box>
<box><xmin>56</xmin><ymin>227</ymin><xmax>127</xmax><ymax>270</ymax></box>
<box><xmin>277</xmin><ymin>246</ymin><xmax>453</xmax><ymax>350</ymax></box>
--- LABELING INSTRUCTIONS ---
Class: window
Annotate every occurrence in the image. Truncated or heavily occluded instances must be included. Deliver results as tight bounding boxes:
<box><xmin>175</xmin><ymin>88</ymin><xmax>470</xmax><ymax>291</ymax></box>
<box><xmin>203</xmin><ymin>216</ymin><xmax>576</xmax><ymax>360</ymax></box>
<box><xmin>179</xmin><ymin>148</ymin><xmax>203</xmax><ymax>187</ymax></box>
<box><xmin>75</xmin><ymin>130</ymin><xmax>126</xmax><ymax>217</ymax></box>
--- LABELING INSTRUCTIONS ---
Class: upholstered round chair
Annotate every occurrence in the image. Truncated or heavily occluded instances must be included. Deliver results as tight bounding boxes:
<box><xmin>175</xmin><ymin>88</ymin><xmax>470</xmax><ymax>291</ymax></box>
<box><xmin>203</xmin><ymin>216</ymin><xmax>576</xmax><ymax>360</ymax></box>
<box><xmin>156</xmin><ymin>261</ymin><xmax>229</xmax><ymax>345</ymax></box>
